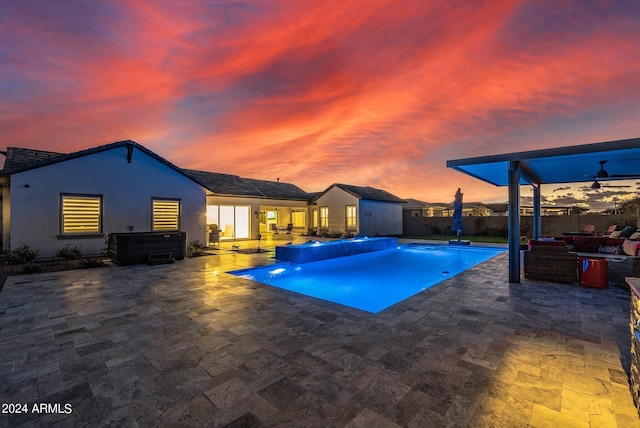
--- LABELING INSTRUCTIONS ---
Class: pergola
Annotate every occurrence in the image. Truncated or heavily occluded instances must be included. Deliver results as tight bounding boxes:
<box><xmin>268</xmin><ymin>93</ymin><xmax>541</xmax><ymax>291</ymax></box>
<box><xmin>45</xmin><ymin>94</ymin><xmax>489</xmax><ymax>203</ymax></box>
<box><xmin>447</xmin><ymin>137</ymin><xmax>640</xmax><ymax>283</ymax></box>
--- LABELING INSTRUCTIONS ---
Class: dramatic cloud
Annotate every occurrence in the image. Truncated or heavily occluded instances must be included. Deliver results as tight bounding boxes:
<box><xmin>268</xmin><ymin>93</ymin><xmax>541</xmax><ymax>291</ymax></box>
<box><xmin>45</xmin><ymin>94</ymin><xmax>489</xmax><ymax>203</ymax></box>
<box><xmin>1</xmin><ymin>0</ymin><xmax>639</xmax><ymax>205</ymax></box>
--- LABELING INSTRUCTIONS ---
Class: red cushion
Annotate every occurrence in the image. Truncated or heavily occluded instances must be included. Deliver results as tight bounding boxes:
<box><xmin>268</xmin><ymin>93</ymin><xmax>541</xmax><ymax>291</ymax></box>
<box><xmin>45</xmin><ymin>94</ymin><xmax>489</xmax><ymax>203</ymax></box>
<box><xmin>572</xmin><ymin>236</ymin><xmax>603</xmax><ymax>253</ymax></box>
<box><xmin>528</xmin><ymin>240</ymin><xmax>566</xmax><ymax>250</ymax></box>
<box><xmin>554</xmin><ymin>236</ymin><xmax>573</xmax><ymax>245</ymax></box>
<box><xmin>603</xmin><ymin>237</ymin><xmax>625</xmax><ymax>247</ymax></box>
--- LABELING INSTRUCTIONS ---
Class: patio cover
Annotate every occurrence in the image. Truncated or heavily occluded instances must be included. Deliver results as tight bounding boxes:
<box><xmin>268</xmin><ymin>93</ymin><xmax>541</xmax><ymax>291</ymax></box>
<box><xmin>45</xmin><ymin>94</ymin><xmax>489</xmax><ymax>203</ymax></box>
<box><xmin>447</xmin><ymin>137</ymin><xmax>640</xmax><ymax>283</ymax></box>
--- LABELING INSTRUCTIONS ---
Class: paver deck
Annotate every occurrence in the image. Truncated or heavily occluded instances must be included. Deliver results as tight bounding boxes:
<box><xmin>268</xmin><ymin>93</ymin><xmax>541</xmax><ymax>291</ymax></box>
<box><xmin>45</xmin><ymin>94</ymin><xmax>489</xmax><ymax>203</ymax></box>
<box><xmin>0</xmin><ymin>241</ymin><xmax>639</xmax><ymax>427</ymax></box>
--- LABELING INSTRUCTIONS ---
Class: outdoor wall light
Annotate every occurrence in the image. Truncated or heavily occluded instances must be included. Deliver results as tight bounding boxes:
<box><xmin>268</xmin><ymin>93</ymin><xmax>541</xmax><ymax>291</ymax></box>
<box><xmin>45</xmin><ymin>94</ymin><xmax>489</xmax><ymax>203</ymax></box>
<box><xmin>24</xmin><ymin>184</ymin><xmax>30</xmax><ymax>188</ymax></box>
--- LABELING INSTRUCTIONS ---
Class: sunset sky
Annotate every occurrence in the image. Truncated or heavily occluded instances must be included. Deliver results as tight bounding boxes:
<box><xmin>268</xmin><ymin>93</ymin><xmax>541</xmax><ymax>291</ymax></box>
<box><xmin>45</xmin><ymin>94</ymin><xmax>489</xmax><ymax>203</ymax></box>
<box><xmin>1</xmin><ymin>1</ymin><xmax>639</xmax><ymax>209</ymax></box>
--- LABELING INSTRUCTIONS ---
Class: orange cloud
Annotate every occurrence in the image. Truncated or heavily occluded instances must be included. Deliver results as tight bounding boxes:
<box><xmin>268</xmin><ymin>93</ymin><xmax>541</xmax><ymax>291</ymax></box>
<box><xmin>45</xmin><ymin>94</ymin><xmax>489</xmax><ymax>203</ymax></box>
<box><xmin>1</xmin><ymin>0</ymin><xmax>639</xmax><ymax>203</ymax></box>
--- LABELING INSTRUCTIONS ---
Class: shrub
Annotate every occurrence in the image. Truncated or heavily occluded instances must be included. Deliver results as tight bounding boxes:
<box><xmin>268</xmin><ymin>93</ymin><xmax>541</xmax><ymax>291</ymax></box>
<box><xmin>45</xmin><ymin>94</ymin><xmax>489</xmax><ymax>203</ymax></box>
<box><xmin>80</xmin><ymin>257</ymin><xmax>104</xmax><ymax>268</ymax></box>
<box><xmin>22</xmin><ymin>262</ymin><xmax>42</xmax><ymax>274</ymax></box>
<box><xmin>56</xmin><ymin>244</ymin><xmax>83</xmax><ymax>260</ymax></box>
<box><xmin>188</xmin><ymin>240</ymin><xmax>204</xmax><ymax>256</ymax></box>
<box><xmin>5</xmin><ymin>244</ymin><xmax>39</xmax><ymax>265</ymax></box>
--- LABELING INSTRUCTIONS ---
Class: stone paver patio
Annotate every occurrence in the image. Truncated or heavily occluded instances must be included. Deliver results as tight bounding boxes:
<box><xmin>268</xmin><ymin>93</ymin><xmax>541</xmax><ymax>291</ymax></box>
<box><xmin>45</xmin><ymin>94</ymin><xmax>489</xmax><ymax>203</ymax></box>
<box><xmin>1</xmin><ymin>241</ymin><xmax>639</xmax><ymax>427</ymax></box>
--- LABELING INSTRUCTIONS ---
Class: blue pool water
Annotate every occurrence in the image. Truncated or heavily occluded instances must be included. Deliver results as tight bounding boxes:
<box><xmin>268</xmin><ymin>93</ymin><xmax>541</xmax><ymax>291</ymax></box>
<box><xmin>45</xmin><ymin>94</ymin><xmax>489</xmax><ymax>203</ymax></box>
<box><xmin>229</xmin><ymin>244</ymin><xmax>506</xmax><ymax>313</ymax></box>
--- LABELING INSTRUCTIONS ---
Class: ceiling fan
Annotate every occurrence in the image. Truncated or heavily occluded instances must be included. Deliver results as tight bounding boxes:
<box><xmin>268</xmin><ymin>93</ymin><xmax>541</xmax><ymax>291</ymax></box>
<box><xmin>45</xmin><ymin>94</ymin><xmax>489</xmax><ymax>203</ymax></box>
<box><xmin>593</xmin><ymin>160</ymin><xmax>640</xmax><ymax>179</ymax></box>
<box><xmin>590</xmin><ymin>180</ymin><xmax>632</xmax><ymax>190</ymax></box>
<box><xmin>589</xmin><ymin>160</ymin><xmax>639</xmax><ymax>189</ymax></box>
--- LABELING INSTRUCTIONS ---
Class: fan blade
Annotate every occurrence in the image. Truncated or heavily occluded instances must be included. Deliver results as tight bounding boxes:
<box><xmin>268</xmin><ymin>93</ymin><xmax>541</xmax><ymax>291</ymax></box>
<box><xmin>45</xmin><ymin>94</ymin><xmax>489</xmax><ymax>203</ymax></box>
<box><xmin>610</xmin><ymin>174</ymin><xmax>640</xmax><ymax>178</ymax></box>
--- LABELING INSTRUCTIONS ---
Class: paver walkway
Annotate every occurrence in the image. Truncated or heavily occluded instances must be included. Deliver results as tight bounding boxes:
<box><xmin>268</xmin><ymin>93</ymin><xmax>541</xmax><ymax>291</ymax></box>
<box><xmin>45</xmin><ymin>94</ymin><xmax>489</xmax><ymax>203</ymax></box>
<box><xmin>0</xmin><ymin>247</ymin><xmax>639</xmax><ymax>427</ymax></box>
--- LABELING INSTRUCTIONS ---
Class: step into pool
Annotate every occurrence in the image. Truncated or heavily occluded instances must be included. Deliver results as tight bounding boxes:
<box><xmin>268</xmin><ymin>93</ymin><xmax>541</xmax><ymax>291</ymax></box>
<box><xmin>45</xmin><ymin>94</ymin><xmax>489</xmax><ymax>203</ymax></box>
<box><xmin>229</xmin><ymin>244</ymin><xmax>506</xmax><ymax>313</ymax></box>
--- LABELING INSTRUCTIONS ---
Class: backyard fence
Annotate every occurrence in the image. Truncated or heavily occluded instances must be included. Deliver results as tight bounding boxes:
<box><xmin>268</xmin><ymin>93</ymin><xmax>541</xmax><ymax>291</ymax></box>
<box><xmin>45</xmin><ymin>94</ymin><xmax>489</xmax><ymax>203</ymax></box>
<box><xmin>403</xmin><ymin>213</ymin><xmax>638</xmax><ymax>238</ymax></box>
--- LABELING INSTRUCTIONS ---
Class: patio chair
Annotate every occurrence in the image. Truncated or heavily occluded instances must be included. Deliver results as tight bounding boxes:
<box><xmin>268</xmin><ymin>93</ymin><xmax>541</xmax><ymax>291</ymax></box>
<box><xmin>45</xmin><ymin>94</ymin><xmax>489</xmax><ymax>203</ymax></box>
<box><xmin>208</xmin><ymin>226</ymin><xmax>220</xmax><ymax>247</ymax></box>
<box><xmin>602</xmin><ymin>225</ymin><xmax>617</xmax><ymax>237</ymax></box>
<box><xmin>270</xmin><ymin>223</ymin><xmax>279</xmax><ymax>234</ymax></box>
<box><xmin>285</xmin><ymin>223</ymin><xmax>293</xmax><ymax>234</ymax></box>
<box><xmin>583</xmin><ymin>224</ymin><xmax>596</xmax><ymax>235</ymax></box>
<box><xmin>523</xmin><ymin>241</ymin><xmax>578</xmax><ymax>283</ymax></box>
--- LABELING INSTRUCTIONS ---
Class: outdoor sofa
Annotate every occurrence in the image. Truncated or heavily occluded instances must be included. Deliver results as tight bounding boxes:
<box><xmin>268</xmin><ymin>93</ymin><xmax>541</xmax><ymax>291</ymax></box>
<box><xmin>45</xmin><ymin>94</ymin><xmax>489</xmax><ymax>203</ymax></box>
<box><xmin>524</xmin><ymin>234</ymin><xmax>640</xmax><ymax>287</ymax></box>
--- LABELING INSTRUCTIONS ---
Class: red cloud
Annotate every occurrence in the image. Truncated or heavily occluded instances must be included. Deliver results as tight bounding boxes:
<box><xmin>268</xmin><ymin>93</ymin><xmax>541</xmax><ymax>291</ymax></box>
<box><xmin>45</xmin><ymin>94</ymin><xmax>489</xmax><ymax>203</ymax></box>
<box><xmin>1</xmin><ymin>0</ymin><xmax>639</xmax><ymax>202</ymax></box>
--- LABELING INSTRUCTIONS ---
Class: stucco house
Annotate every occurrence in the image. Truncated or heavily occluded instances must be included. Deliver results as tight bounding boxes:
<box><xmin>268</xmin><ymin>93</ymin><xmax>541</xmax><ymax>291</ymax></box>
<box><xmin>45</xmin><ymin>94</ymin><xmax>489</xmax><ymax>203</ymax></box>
<box><xmin>1</xmin><ymin>141</ymin><xmax>406</xmax><ymax>257</ymax></box>
<box><xmin>181</xmin><ymin>169</ymin><xmax>311</xmax><ymax>245</ymax></box>
<box><xmin>402</xmin><ymin>199</ymin><xmax>449</xmax><ymax>218</ymax></box>
<box><xmin>402</xmin><ymin>199</ymin><xmax>491</xmax><ymax>217</ymax></box>
<box><xmin>0</xmin><ymin>141</ymin><xmax>207</xmax><ymax>258</ymax></box>
<box><xmin>310</xmin><ymin>183</ymin><xmax>405</xmax><ymax>236</ymax></box>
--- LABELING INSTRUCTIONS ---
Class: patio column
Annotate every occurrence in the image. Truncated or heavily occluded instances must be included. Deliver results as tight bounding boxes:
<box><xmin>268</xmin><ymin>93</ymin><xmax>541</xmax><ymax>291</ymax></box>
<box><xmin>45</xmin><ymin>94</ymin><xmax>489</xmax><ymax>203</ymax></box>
<box><xmin>508</xmin><ymin>160</ymin><xmax>521</xmax><ymax>283</ymax></box>
<box><xmin>532</xmin><ymin>184</ymin><xmax>541</xmax><ymax>240</ymax></box>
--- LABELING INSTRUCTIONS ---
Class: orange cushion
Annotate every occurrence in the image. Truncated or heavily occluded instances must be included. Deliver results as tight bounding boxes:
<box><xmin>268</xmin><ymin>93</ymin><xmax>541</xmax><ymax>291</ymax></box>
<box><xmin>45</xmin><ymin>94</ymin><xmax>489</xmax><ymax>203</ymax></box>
<box><xmin>622</xmin><ymin>239</ymin><xmax>640</xmax><ymax>257</ymax></box>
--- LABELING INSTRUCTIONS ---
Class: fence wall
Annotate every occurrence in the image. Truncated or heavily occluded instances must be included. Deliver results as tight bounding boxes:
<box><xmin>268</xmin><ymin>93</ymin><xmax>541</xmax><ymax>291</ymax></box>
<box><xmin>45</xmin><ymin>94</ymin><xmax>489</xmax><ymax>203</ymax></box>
<box><xmin>402</xmin><ymin>213</ymin><xmax>638</xmax><ymax>238</ymax></box>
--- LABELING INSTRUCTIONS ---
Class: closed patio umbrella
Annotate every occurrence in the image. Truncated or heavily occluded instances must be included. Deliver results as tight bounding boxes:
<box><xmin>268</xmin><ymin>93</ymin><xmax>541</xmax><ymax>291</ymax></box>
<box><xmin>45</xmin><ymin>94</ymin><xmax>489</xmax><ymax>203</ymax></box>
<box><xmin>451</xmin><ymin>188</ymin><xmax>463</xmax><ymax>241</ymax></box>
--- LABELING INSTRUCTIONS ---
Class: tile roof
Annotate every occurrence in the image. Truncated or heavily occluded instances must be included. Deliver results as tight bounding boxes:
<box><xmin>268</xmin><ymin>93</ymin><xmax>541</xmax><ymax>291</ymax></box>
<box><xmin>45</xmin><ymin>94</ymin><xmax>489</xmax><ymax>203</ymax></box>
<box><xmin>402</xmin><ymin>198</ymin><xmax>450</xmax><ymax>209</ymax></box>
<box><xmin>1</xmin><ymin>143</ymin><xmax>396</xmax><ymax>205</ymax></box>
<box><xmin>0</xmin><ymin>147</ymin><xmax>64</xmax><ymax>174</ymax></box>
<box><xmin>0</xmin><ymin>141</ymin><xmax>188</xmax><ymax>180</ymax></box>
<box><xmin>243</xmin><ymin>178</ymin><xmax>310</xmax><ymax>200</ymax></box>
<box><xmin>181</xmin><ymin>169</ymin><xmax>263</xmax><ymax>197</ymax></box>
<box><xmin>182</xmin><ymin>169</ymin><xmax>312</xmax><ymax>200</ymax></box>
<box><xmin>313</xmin><ymin>183</ymin><xmax>405</xmax><ymax>203</ymax></box>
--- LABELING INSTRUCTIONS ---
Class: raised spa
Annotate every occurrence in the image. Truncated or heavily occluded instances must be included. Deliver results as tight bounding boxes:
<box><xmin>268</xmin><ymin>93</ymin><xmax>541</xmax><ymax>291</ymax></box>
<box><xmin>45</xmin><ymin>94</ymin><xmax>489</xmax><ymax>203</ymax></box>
<box><xmin>275</xmin><ymin>237</ymin><xmax>397</xmax><ymax>263</ymax></box>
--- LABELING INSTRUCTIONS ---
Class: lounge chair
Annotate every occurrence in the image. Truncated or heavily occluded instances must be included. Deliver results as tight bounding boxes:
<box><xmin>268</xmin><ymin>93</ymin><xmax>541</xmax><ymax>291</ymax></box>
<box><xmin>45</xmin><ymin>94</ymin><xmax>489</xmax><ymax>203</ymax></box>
<box><xmin>583</xmin><ymin>224</ymin><xmax>596</xmax><ymax>236</ymax></box>
<box><xmin>602</xmin><ymin>225</ymin><xmax>617</xmax><ymax>237</ymax></box>
<box><xmin>271</xmin><ymin>223</ymin><xmax>279</xmax><ymax>234</ymax></box>
<box><xmin>285</xmin><ymin>223</ymin><xmax>293</xmax><ymax>234</ymax></box>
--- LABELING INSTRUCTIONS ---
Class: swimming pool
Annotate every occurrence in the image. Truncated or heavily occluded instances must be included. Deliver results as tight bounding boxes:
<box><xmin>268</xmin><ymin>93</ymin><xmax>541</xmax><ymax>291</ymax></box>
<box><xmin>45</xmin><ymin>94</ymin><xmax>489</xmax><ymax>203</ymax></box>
<box><xmin>229</xmin><ymin>244</ymin><xmax>506</xmax><ymax>313</ymax></box>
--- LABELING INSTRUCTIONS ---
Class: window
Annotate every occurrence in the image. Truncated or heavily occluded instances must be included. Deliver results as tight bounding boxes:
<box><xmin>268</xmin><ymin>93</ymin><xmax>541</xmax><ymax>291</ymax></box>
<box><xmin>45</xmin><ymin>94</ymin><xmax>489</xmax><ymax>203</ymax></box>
<box><xmin>346</xmin><ymin>205</ymin><xmax>357</xmax><ymax>229</ymax></box>
<box><xmin>291</xmin><ymin>211</ymin><xmax>306</xmax><ymax>228</ymax></box>
<box><xmin>61</xmin><ymin>194</ymin><xmax>102</xmax><ymax>234</ymax></box>
<box><xmin>153</xmin><ymin>199</ymin><xmax>180</xmax><ymax>231</ymax></box>
<box><xmin>320</xmin><ymin>206</ymin><xmax>329</xmax><ymax>228</ymax></box>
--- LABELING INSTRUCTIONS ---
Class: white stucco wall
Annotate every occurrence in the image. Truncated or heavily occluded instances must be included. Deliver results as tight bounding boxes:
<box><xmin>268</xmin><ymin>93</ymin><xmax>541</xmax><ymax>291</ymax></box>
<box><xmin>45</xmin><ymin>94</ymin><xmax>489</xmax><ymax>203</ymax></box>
<box><xmin>314</xmin><ymin>187</ymin><xmax>360</xmax><ymax>232</ymax></box>
<box><xmin>8</xmin><ymin>146</ymin><xmax>206</xmax><ymax>257</ymax></box>
<box><xmin>360</xmin><ymin>199</ymin><xmax>403</xmax><ymax>236</ymax></box>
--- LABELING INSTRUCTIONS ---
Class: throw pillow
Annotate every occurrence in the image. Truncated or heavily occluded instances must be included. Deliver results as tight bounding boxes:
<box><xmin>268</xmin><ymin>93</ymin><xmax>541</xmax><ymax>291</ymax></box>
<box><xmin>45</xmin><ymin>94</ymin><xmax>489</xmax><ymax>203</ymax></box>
<box><xmin>622</xmin><ymin>239</ymin><xmax>640</xmax><ymax>257</ymax></box>
<box><xmin>609</xmin><ymin>230</ymin><xmax>622</xmax><ymax>238</ymax></box>
<box><xmin>619</xmin><ymin>225</ymin><xmax>637</xmax><ymax>238</ymax></box>
<box><xmin>630</xmin><ymin>231</ymin><xmax>640</xmax><ymax>240</ymax></box>
<box><xmin>598</xmin><ymin>245</ymin><xmax>618</xmax><ymax>254</ymax></box>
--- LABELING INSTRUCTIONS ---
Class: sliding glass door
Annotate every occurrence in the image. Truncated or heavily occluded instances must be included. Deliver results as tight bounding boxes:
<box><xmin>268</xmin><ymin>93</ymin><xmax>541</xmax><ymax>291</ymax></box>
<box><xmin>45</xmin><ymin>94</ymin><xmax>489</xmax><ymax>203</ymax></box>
<box><xmin>206</xmin><ymin>205</ymin><xmax>250</xmax><ymax>242</ymax></box>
